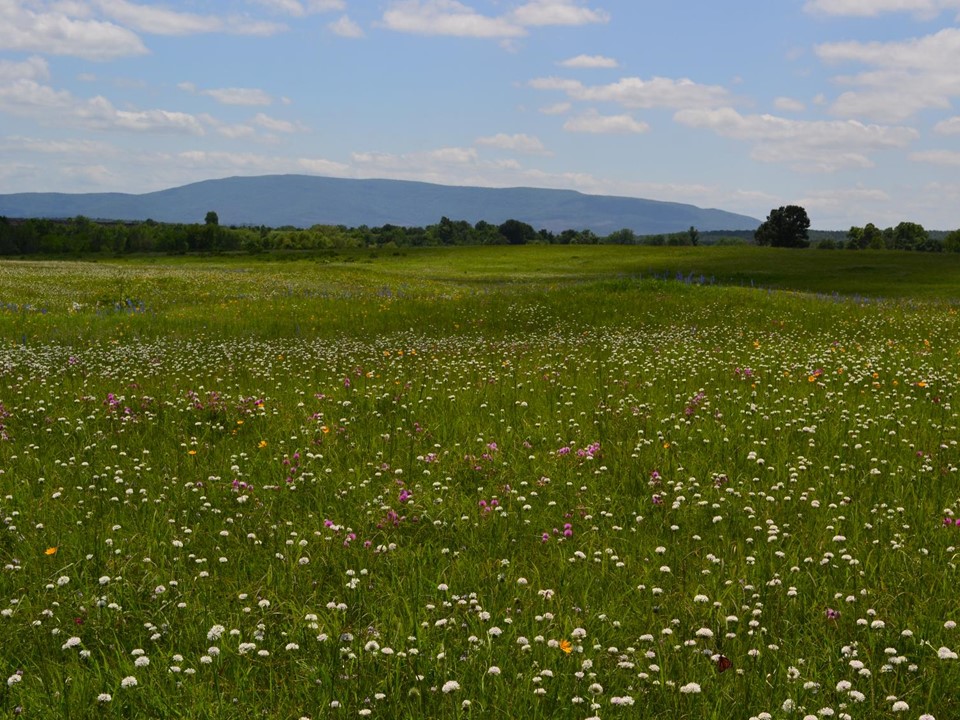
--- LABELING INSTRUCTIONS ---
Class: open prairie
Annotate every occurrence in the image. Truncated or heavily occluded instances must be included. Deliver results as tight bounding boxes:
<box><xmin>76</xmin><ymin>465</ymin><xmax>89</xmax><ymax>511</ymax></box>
<box><xmin>1</xmin><ymin>247</ymin><xmax>958</xmax><ymax>719</ymax></box>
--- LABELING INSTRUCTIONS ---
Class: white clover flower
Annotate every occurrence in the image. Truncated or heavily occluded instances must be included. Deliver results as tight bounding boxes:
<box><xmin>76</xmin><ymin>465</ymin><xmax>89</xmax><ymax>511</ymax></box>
<box><xmin>836</xmin><ymin>681</ymin><xmax>852</xmax><ymax>692</ymax></box>
<box><xmin>588</xmin><ymin>683</ymin><xmax>603</xmax><ymax>695</ymax></box>
<box><xmin>120</xmin><ymin>676</ymin><xmax>137</xmax><ymax>688</ymax></box>
<box><xmin>571</xmin><ymin>627</ymin><xmax>587</xmax><ymax>639</ymax></box>
<box><xmin>61</xmin><ymin>636</ymin><xmax>81</xmax><ymax>650</ymax></box>
<box><xmin>97</xmin><ymin>693</ymin><xmax>112</xmax><ymax>703</ymax></box>
<box><xmin>488</xmin><ymin>627</ymin><xmax>502</xmax><ymax>637</ymax></box>
<box><xmin>134</xmin><ymin>656</ymin><xmax>149</xmax><ymax>667</ymax></box>
<box><xmin>7</xmin><ymin>674</ymin><xmax>22</xmax><ymax>687</ymax></box>
<box><xmin>937</xmin><ymin>647</ymin><xmax>958</xmax><ymax>660</ymax></box>
<box><xmin>57</xmin><ymin>576</ymin><xmax>70</xmax><ymax>586</ymax></box>
<box><xmin>890</xmin><ymin>700</ymin><xmax>909</xmax><ymax>712</ymax></box>
<box><xmin>98</xmin><ymin>576</ymin><xmax>111</xmax><ymax>585</ymax></box>
<box><xmin>695</xmin><ymin>627</ymin><xmax>714</xmax><ymax>638</ymax></box>
<box><xmin>488</xmin><ymin>666</ymin><xmax>501</xmax><ymax>675</ymax></box>
<box><xmin>441</xmin><ymin>680</ymin><xmax>460</xmax><ymax>693</ymax></box>
<box><xmin>679</xmin><ymin>682</ymin><xmax>701</xmax><ymax>694</ymax></box>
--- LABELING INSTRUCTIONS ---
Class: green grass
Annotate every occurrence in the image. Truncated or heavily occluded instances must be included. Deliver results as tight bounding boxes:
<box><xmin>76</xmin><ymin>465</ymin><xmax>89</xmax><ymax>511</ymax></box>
<box><xmin>0</xmin><ymin>246</ymin><xmax>958</xmax><ymax>718</ymax></box>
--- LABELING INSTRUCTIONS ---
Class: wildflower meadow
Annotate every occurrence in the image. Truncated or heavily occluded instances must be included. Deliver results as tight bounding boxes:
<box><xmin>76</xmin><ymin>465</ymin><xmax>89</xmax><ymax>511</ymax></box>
<box><xmin>0</xmin><ymin>247</ymin><xmax>958</xmax><ymax>719</ymax></box>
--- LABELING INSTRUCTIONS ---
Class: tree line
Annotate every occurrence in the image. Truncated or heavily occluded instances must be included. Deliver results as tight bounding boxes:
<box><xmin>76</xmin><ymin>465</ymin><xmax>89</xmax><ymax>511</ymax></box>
<box><xmin>0</xmin><ymin>207</ymin><xmax>957</xmax><ymax>256</ymax></box>
<box><xmin>0</xmin><ymin>214</ymin><xmax>704</xmax><ymax>256</ymax></box>
<box><xmin>753</xmin><ymin>205</ymin><xmax>960</xmax><ymax>252</ymax></box>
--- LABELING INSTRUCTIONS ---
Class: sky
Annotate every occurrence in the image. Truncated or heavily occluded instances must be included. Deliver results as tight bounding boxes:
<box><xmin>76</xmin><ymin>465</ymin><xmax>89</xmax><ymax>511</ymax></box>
<box><xmin>2</xmin><ymin>1</ymin><xmax>960</xmax><ymax>230</ymax></box>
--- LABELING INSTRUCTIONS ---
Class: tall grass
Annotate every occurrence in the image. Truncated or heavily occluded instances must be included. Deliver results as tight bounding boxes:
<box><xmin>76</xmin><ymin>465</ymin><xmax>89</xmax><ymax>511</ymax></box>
<box><xmin>0</xmin><ymin>248</ymin><xmax>957</xmax><ymax>718</ymax></box>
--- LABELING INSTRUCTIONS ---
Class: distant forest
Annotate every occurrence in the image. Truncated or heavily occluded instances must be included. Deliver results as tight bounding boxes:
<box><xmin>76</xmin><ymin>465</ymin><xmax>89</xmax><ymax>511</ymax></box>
<box><xmin>0</xmin><ymin>213</ymin><xmax>958</xmax><ymax>256</ymax></box>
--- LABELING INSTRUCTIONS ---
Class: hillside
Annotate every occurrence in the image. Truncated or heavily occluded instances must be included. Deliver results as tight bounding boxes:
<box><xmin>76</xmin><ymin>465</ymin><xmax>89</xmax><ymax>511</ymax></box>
<box><xmin>0</xmin><ymin>175</ymin><xmax>759</xmax><ymax>234</ymax></box>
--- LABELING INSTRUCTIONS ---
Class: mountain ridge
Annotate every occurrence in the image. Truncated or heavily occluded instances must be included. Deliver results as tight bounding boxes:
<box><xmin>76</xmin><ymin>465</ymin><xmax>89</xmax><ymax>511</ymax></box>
<box><xmin>0</xmin><ymin>175</ymin><xmax>760</xmax><ymax>234</ymax></box>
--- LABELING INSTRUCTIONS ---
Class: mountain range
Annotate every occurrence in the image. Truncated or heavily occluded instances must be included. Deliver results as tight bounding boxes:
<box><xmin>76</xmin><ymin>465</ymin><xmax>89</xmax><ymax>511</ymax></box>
<box><xmin>0</xmin><ymin>175</ymin><xmax>760</xmax><ymax>234</ymax></box>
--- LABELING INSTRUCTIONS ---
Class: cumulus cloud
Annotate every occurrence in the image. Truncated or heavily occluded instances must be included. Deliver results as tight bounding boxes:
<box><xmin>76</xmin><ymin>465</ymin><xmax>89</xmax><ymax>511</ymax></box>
<box><xmin>181</xmin><ymin>84</ymin><xmax>274</xmax><ymax>106</ymax></box>
<box><xmin>1</xmin><ymin>135</ymin><xmax>118</xmax><ymax>156</ymax></box>
<box><xmin>774</xmin><ymin>96</ymin><xmax>806</xmax><ymax>112</ymax></box>
<box><xmin>0</xmin><ymin>56</ymin><xmax>50</xmax><ymax>83</ymax></box>
<box><xmin>509</xmin><ymin>0</ymin><xmax>609</xmax><ymax>26</ymax></box>
<box><xmin>531</xmin><ymin>75</ymin><xmax>731</xmax><ymax>110</ymax></box>
<box><xmin>252</xmin><ymin>113</ymin><xmax>303</xmax><ymax>133</ymax></box>
<box><xmin>329</xmin><ymin>15</ymin><xmax>365</xmax><ymax>37</ymax></box>
<box><xmin>475</xmin><ymin>133</ymin><xmax>549</xmax><ymax>154</ymax></box>
<box><xmin>381</xmin><ymin>0</ymin><xmax>608</xmax><ymax>38</ymax></box>
<box><xmin>77</xmin><ymin>96</ymin><xmax>206</xmax><ymax>134</ymax></box>
<box><xmin>559</xmin><ymin>54</ymin><xmax>618</xmax><ymax>69</ymax></box>
<box><xmin>816</xmin><ymin>28</ymin><xmax>960</xmax><ymax>122</ymax></box>
<box><xmin>0</xmin><ymin>0</ymin><xmax>147</xmax><ymax>60</ymax></box>
<box><xmin>910</xmin><ymin>149</ymin><xmax>960</xmax><ymax>165</ymax></box>
<box><xmin>0</xmin><ymin>76</ymin><xmax>207</xmax><ymax>136</ymax></box>
<box><xmin>934</xmin><ymin>116</ymin><xmax>960</xmax><ymax>133</ymax></box>
<box><xmin>803</xmin><ymin>0</ymin><xmax>960</xmax><ymax>18</ymax></box>
<box><xmin>381</xmin><ymin>0</ymin><xmax>525</xmax><ymax>38</ymax></box>
<box><xmin>563</xmin><ymin>109</ymin><xmax>649</xmax><ymax>134</ymax></box>
<box><xmin>252</xmin><ymin>0</ymin><xmax>345</xmax><ymax>16</ymax></box>
<box><xmin>175</xmin><ymin>150</ymin><xmax>348</xmax><ymax>175</ymax></box>
<box><xmin>675</xmin><ymin>106</ymin><xmax>917</xmax><ymax>172</ymax></box>
<box><xmin>94</xmin><ymin>0</ymin><xmax>285</xmax><ymax>36</ymax></box>
<box><xmin>539</xmin><ymin>102</ymin><xmax>572</xmax><ymax>114</ymax></box>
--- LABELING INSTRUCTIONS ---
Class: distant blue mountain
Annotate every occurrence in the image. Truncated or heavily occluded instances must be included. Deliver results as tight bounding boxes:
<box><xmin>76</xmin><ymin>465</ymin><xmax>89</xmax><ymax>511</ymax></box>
<box><xmin>0</xmin><ymin>175</ymin><xmax>760</xmax><ymax>234</ymax></box>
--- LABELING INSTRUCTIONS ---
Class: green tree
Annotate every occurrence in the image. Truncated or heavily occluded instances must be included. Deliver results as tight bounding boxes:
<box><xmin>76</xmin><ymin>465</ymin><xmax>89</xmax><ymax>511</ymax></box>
<box><xmin>892</xmin><ymin>221</ymin><xmax>927</xmax><ymax>251</ymax></box>
<box><xmin>688</xmin><ymin>226</ymin><xmax>700</xmax><ymax>246</ymax></box>
<box><xmin>605</xmin><ymin>228</ymin><xmax>637</xmax><ymax>245</ymax></box>
<box><xmin>862</xmin><ymin>223</ymin><xmax>883</xmax><ymax>250</ymax></box>
<box><xmin>205</xmin><ymin>211</ymin><xmax>219</xmax><ymax>226</ymax></box>
<box><xmin>846</xmin><ymin>226</ymin><xmax>866</xmax><ymax>250</ymax></box>
<box><xmin>498</xmin><ymin>219</ymin><xmax>536</xmax><ymax>245</ymax></box>
<box><xmin>754</xmin><ymin>205</ymin><xmax>810</xmax><ymax>248</ymax></box>
<box><xmin>944</xmin><ymin>229</ymin><xmax>960</xmax><ymax>253</ymax></box>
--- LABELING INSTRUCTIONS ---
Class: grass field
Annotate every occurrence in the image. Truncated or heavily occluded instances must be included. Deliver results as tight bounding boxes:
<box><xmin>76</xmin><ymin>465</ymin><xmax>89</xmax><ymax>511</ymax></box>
<box><xmin>0</xmin><ymin>246</ymin><xmax>958</xmax><ymax>719</ymax></box>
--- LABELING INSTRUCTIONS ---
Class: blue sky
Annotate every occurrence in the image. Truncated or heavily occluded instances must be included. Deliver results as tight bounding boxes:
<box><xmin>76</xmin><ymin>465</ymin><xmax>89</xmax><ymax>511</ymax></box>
<box><xmin>2</xmin><ymin>0</ymin><xmax>960</xmax><ymax>229</ymax></box>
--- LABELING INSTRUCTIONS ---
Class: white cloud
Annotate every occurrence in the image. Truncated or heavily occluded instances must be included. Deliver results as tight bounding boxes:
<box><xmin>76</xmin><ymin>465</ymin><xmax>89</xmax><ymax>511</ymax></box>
<box><xmin>0</xmin><ymin>77</ymin><xmax>208</xmax><ymax>136</ymax></box>
<box><xmin>509</xmin><ymin>0</ymin><xmax>609</xmax><ymax>26</ymax></box>
<box><xmin>0</xmin><ymin>0</ymin><xmax>147</xmax><ymax>60</ymax></box>
<box><xmin>252</xmin><ymin>113</ymin><xmax>302</xmax><ymax>133</ymax></box>
<box><xmin>77</xmin><ymin>96</ymin><xmax>206</xmax><ymax>134</ymax></box>
<box><xmin>803</xmin><ymin>0</ymin><xmax>960</xmax><ymax>18</ymax></box>
<box><xmin>1</xmin><ymin>135</ymin><xmax>117</xmax><ymax>155</ymax></box>
<box><xmin>675</xmin><ymin>107</ymin><xmax>917</xmax><ymax>172</ymax></box>
<box><xmin>539</xmin><ymin>101</ymin><xmax>571</xmax><ymax>114</ymax></box>
<box><xmin>475</xmin><ymin>133</ymin><xmax>549</xmax><ymax>154</ymax></box>
<box><xmin>0</xmin><ymin>80</ymin><xmax>74</xmax><ymax>114</ymax></box>
<box><xmin>181</xmin><ymin>82</ymin><xmax>274</xmax><ymax>106</ymax></box>
<box><xmin>910</xmin><ymin>149</ymin><xmax>960</xmax><ymax>165</ymax></box>
<box><xmin>795</xmin><ymin>186</ymin><xmax>897</xmax><ymax>228</ymax></box>
<box><xmin>934</xmin><ymin>116</ymin><xmax>960</xmax><ymax>133</ymax></box>
<box><xmin>199</xmin><ymin>87</ymin><xmax>274</xmax><ymax>106</ymax></box>
<box><xmin>816</xmin><ymin>28</ymin><xmax>960</xmax><ymax>121</ymax></box>
<box><xmin>531</xmin><ymin>75</ymin><xmax>731</xmax><ymax>110</ymax></box>
<box><xmin>0</xmin><ymin>56</ymin><xmax>50</xmax><ymax>83</ymax></box>
<box><xmin>329</xmin><ymin>15</ymin><xmax>365</xmax><ymax>37</ymax></box>
<box><xmin>94</xmin><ymin>0</ymin><xmax>285</xmax><ymax>36</ymax></box>
<box><xmin>773</xmin><ymin>96</ymin><xmax>806</xmax><ymax>112</ymax></box>
<box><xmin>563</xmin><ymin>109</ymin><xmax>649</xmax><ymax>134</ymax></box>
<box><xmin>176</xmin><ymin>150</ymin><xmax>348</xmax><ymax>175</ymax></box>
<box><xmin>382</xmin><ymin>0</ymin><xmax>526</xmax><ymax>38</ymax></box>
<box><xmin>559</xmin><ymin>54</ymin><xmax>618</xmax><ymax>69</ymax></box>
<box><xmin>252</xmin><ymin>0</ymin><xmax>345</xmax><ymax>15</ymax></box>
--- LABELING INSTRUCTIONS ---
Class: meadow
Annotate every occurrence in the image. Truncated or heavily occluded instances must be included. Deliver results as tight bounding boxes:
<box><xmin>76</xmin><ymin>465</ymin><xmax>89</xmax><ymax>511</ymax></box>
<box><xmin>0</xmin><ymin>246</ymin><xmax>958</xmax><ymax>719</ymax></box>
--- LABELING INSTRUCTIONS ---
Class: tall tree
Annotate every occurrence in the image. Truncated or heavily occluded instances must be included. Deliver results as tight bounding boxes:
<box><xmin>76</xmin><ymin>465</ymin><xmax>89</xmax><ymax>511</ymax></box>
<box><xmin>754</xmin><ymin>205</ymin><xmax>810</xmax><ymax>248</ymax></box>
<box><xmin>498</xmin><ymin>219</ymin><xmax>536</xmax><ymax>246</ymax></box>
